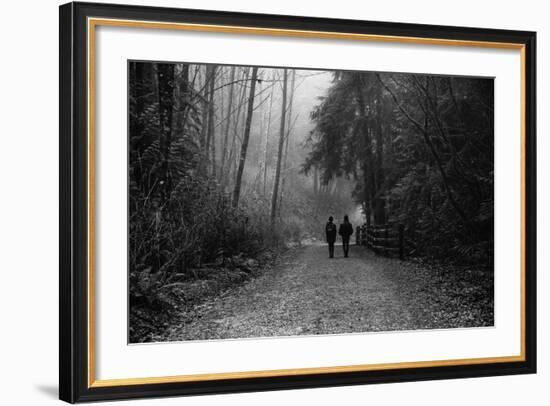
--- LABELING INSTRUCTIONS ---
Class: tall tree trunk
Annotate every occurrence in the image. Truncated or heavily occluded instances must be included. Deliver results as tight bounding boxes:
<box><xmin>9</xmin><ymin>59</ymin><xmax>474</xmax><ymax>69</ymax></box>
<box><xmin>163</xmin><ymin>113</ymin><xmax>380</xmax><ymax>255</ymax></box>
<box><xmin>205</xmin><ymin>65</ymin><xmax>217</xmax><ymax>177</ymax></box>
<box><xmin>156</xmin><ymin>63</ymin><xmax>175</xmax><ymax>204</ymax></box>
<box><xmin>262</xmin><ymin>73</ymin><xmax>275</xmax><ymax>195</ymax></box>
<box><xmin>220</xmin><ymin>66</ymin><xmax>236</xmax><ymax>179</ymax></box>
<box><xmin>252</xmin><ymin>80</ymin><xmax>266</xmax><ymax>191</ymax></box>
<box><xmin>175</xmin><ymin>64</ymin><xmax>189</xmax><ymax>137</ymax></box>
<box><xmin>199</xmin><ymin>67</ymin><xmax>210</xmax><ymax>174</ymax></box>
<box><xmin>270</xmin><ymin>69</ymin><xmax>288</xmax><ymax>224</ymax></box>
<box><xmin>373</xmin><ymin>84</ymin><xmax>386</xmax><ymax>224</ymax></box>
<box><xmin>130</xmin><ymin>62</ymin><xmax>149</xmax><ymax>192</ymax></box>
<box><xmin>278</xmin><ymin>70</ymin><xmax>296</xmax><ymax>215</ymax></box>
<box><xmin>224</xmin><ymin>68</ymin><xmax>250</xmax><ymax>189</ymax></box>
<box><xmin>232</xmin><ymin>67</ymin><xmax>259</xmax><ymax>207</ymax></box>
<box><xmin>354</xmin><ymin>74</ymin><xmax>375</xmax><ymax>225</ymax></box>
<box><xmin>131</xmin><ymin>63</ymin><xmax>146</xmax><ymax>141</ymax></box>
<box><xmin>213</xmin><ymin>69</ymin><xmax>225</xmax><ymax>178</ymax></box>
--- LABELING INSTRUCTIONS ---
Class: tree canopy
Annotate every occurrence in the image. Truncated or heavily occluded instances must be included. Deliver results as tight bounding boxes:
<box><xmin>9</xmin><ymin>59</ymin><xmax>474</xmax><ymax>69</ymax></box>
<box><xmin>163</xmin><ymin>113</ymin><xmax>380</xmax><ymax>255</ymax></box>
<box><xmin>304</xmin><ymin>71</ymin><xmax>494</xmax><ymax>261</ymax></box>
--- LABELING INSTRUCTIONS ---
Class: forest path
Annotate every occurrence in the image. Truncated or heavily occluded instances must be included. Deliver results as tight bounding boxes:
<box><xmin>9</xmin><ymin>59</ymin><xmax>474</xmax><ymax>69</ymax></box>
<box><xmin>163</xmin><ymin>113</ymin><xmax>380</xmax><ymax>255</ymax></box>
<box><xmin>163</xmin><ymin>244</ymin><xmax>450</xmax><ymax>341</ymax></box>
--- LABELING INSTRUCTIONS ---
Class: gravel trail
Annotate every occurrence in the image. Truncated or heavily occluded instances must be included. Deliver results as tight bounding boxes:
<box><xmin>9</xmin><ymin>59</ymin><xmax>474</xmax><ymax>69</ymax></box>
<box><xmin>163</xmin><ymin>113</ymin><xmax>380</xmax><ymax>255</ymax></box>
<box><xmin>164</xmin><ymin>244</ymin><xmax>493</xmax><ymax>341</ymax></box>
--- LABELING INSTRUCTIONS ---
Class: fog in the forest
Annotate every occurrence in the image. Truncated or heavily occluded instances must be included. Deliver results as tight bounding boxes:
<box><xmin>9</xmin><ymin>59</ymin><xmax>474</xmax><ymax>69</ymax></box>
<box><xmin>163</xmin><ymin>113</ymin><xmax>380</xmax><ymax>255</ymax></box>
<box><xmin>236</xmin><ymin>68</ymin><xmax>359</xmax><ymax>230</ymax></box>
<box><xmin>129</xmin><ymin>61</ymin><xmax>494</xmax><ymax>342</ymax></box>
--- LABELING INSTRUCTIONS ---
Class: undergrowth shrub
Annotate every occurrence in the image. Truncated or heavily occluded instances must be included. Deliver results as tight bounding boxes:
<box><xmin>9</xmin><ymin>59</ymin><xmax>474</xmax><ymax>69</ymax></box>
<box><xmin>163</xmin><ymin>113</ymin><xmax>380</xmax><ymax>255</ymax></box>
<box><xmin>129</xmin><ymin>173</ymin><xmax>292</xmax><ymax>312</ymax></box>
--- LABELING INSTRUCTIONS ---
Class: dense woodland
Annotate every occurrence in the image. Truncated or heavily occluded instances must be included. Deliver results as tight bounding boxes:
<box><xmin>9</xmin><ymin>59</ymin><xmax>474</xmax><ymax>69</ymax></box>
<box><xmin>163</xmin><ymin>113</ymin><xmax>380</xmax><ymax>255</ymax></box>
<box><xmin>304</xmin><ymin>71</ymin><xmax>494</xmax><ymax>262</ymax></box>
<box><xmin>129</xmin><ymin>62</ymin><xmax>352</xmax><ymax>336</ymax></box>
<box><xmin>128</xmin><ymin>61</ymin><xmax>493</xmax><ymax>341</ymax></box>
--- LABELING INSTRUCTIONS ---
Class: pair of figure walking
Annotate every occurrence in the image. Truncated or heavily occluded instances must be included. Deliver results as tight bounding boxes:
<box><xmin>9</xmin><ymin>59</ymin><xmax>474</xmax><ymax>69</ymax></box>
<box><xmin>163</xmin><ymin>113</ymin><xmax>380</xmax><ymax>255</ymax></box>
<box><xmin>325</xmin><ymin>215</ymin><xmax>353</xmax><ymax>258</ymax></box>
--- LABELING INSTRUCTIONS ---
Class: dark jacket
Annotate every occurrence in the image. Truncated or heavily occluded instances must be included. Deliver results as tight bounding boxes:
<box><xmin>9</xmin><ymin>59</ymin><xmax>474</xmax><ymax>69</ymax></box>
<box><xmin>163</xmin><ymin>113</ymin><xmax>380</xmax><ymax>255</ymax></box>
<box><xmin>339</xmin><ymin>222</ymin><xmax>354</xmax><ymax>240</ymax></box>
<box><xmin>325</xmin><ymin>222</ymin><xmax>337</xmax><ymax>243</ymax></box>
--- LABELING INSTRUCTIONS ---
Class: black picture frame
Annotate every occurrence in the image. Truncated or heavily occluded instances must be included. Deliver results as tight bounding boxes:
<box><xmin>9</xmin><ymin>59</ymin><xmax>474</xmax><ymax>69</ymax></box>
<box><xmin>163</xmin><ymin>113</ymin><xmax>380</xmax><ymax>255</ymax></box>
<box><xmin>59</xmin><ymin>1</ymin><xmax>536</xmax><ymax>403</ymax></box>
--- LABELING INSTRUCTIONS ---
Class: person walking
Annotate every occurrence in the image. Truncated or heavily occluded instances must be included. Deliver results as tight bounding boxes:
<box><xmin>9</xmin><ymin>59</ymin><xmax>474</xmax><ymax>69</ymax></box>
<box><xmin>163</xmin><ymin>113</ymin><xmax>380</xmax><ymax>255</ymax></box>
<box><xmin>339</xmin><ymin>215</ymin><xmax>354</xmax><ymax>258</ymax></box>
<box><xmin>325</xmin><ymin>216</ymin><xmax>337</xmax><ymax>258</ymax></box>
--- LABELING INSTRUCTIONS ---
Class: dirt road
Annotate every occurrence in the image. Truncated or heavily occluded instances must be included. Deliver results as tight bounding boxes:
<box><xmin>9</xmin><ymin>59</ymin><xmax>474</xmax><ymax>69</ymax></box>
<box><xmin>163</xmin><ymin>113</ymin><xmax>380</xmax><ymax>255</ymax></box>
<box><xmin>163</xmin><ymin>244</ymin><xmax>493</xmax><ymax>341</ymax></box>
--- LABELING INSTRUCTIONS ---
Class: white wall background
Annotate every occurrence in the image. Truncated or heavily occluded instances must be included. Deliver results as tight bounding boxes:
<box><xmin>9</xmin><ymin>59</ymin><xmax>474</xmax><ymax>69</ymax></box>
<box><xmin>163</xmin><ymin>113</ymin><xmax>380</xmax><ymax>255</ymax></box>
<box><xmin>0</xmin><ymin>0</ymin><xmax>546</xmax><ymax>404</ymax></box>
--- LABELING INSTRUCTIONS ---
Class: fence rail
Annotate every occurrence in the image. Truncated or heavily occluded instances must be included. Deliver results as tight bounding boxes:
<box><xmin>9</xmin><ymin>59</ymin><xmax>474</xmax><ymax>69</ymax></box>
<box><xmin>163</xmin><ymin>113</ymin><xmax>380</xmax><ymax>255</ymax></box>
<box><xmin>356</xmin><ymin>223</ymin><xmax>404</xmax><ymax>260</ymax></box>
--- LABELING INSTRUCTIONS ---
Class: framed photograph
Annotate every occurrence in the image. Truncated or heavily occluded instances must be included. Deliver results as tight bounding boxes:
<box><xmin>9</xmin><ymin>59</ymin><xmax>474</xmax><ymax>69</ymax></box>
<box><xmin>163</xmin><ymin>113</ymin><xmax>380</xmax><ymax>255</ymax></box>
<box><xmin>59</xmin><ymin>1</ymin><xmax>536</xmax><ymax>402</ymax></box>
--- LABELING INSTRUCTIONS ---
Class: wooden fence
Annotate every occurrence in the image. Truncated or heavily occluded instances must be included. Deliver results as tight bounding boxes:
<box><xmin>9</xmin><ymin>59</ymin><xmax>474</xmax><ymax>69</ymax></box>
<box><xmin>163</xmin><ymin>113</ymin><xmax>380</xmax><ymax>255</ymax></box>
<box><xmin>356</xmin><ymin>223</ymin><xmax>404</xmax><ymax>260</ymax></box>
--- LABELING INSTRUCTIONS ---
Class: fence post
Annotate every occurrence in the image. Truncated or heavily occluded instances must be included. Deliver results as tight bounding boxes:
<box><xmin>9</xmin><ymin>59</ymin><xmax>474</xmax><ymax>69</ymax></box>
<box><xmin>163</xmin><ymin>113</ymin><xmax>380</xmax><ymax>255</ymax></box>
<box><xmin>384</xmin><ymin>226</ymin><xmax>389</xmax><ymax>256</ymax></box>
<box><xmin>398</xmin><ymin>224</ymin><xmax>404</xmax><ymax>260</ymax></box>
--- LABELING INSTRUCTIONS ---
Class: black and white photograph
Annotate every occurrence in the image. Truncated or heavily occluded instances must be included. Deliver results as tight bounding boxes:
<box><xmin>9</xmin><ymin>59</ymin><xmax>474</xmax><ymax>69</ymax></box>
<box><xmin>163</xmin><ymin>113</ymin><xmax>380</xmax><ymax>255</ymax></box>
<box><xmin>128</xmin><ymin>61</ymin><xmax>494</xmax><ymax>343</ymax></box>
